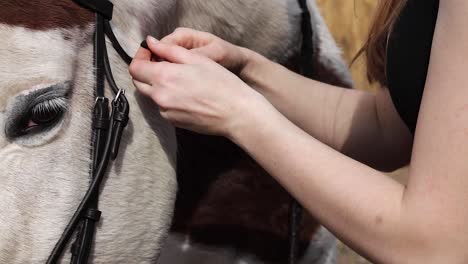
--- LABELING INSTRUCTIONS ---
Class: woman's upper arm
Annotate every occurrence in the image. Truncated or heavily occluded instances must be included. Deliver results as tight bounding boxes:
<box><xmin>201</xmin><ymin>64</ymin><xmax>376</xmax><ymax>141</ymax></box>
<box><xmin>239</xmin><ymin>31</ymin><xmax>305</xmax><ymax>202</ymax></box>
<box><xmin>402</xmin><ymin>0</ymin><xmax>468</xmax><ymax>259</ymax></box>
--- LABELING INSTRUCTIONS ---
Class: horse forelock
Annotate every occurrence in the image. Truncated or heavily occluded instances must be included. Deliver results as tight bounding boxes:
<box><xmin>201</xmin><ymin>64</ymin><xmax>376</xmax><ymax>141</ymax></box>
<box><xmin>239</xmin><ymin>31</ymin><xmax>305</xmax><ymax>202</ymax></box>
<box><xmin>1</xmin><ymin>0</ymin><xmax>93</xmax><ymax>30</ymax></box>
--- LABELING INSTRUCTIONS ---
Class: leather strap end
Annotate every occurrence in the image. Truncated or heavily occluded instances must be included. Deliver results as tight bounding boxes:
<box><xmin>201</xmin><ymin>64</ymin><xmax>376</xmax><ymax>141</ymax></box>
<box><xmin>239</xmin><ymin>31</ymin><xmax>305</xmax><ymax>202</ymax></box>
<box><xmin>140</xmin><ymin>40</ymin><xmax>149</xmax><ymax>50</ymax></box>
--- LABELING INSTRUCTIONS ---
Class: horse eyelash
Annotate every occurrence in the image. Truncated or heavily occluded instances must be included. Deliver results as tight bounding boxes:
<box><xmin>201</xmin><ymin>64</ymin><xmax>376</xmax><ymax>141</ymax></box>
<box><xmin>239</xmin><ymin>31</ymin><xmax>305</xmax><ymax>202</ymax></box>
<box><xmin>31</xmin><ymin>97</ymin><xmax>68</xmax><ymax>118</ymax></box>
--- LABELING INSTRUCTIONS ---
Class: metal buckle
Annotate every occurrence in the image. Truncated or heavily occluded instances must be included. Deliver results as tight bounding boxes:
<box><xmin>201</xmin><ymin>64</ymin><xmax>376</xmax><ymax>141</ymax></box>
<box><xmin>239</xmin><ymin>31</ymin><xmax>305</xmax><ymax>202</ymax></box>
<box><xmin>94</xmin><ymin>96</ymin><xmax>106</xmax><ymax>105</ymax></box>
<box><xmin>114</xmin><ymin>89</ymin><xmax>125</xmax><ymax>102</ymax></box>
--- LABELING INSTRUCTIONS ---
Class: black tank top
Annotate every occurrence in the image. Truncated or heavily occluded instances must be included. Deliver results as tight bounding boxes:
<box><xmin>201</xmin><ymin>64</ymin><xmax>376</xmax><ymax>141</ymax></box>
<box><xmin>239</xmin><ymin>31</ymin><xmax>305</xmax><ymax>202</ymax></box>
<box><xmin>386</xmin><ymin>0</ymin><xmax>440</xmax><ymax>133</ymax></box>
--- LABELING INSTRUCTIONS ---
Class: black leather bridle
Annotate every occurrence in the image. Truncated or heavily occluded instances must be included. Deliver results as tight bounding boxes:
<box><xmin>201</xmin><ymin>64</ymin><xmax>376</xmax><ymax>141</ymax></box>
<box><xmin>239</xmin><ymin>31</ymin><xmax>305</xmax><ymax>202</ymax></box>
<box><xmin>45</xmin><ymin>0</ymin><xmax>315</xmax><ymax>263</ymax></box>
<box><xmin>46</xmin><ymin>0</ymin><xmax>131</xmax><ymax>263</ymax></box>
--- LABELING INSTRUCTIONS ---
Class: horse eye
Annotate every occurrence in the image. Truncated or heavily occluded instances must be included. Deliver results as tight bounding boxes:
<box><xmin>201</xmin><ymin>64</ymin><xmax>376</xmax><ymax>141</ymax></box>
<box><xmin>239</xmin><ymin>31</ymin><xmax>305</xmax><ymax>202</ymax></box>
<box><xmin>23</xmin><ymin>98</ymin><xmax>67</xmax><ymax>133</ymax></box>
<box><xmin>31</xmin><ymin>104</ymin><xmax>63</xmax><ymax>124</ymax></box>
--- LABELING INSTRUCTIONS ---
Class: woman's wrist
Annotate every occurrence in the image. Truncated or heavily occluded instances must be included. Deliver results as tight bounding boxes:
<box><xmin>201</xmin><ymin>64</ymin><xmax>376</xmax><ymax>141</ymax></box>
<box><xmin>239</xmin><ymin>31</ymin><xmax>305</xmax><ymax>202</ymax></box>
<box><xmin>238</xmin><ymin>49</ymin><xmax>280</xmax><ymax>99</ymax></box>
<box><xmin>226</xmin><ymin>89</ymin><xmax>280</xmax><ymax>146</ymax></box>
<box><xmin>238</xmin><ymin>48</ymin><xmax>267</xmax><ymax>83</ymax></box>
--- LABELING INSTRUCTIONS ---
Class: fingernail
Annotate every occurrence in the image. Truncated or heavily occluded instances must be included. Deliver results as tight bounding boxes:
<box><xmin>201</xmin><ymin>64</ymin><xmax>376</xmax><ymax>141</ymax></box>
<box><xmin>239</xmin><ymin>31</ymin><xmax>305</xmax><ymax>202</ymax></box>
<box><xmin>147</xmin><ymin>36</ymin><xmax>159</xmax><ymax>44</ymax></box>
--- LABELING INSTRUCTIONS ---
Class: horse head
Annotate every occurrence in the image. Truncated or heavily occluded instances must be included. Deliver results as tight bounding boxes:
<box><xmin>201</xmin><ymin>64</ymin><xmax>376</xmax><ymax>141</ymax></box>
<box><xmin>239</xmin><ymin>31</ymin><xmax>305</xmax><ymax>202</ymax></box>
<box><xmin>0</xmin><ymin>1</ymin><xmax>178</xmax><ymax>262</ymax></box>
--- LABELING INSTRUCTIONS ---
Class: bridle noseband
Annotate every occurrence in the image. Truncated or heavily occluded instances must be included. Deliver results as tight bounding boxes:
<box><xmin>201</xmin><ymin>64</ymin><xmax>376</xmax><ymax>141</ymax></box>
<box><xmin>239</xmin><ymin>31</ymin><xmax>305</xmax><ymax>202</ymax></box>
<box><xmin>47</xmin><ymin>0</ymin><xmax>131</xmax><ymax>263</ymax></box>
<box><xmin>46</xmin><ymin>0</ymin><xmax>315</xmax><ymax>263</ymax></box>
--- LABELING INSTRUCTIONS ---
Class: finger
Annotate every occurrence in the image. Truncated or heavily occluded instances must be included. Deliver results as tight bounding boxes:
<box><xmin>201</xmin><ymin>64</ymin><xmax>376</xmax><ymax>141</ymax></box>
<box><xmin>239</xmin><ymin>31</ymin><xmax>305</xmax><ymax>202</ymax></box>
<box><xmin>161</xmin><ymin>28</ymin><xmax>213</xmax><ymax>49</ymax></box>
<box><xmin>134</xmin><ymin>79</ymin><xmax>172</xmax><ymax>111</ymax></box>
<box><xmin>160</xmin><ymin>29</ymin><xmax>196</xmax><ymax>49</ymax></box>
<box><xmin>158</xmin><ymin>110</ymin><xmax>195</xmax><ymax>128</ymax></box>
<box><xmin>132</xmin><ymin>79</ymin><xmax>153</xmax><ymax>95</ymax></box>
<box><xmin>135</xmin><ymin>84</ymin><xmax>170</xmax><ymax>112</ymax></box>
<box><xmin>191</xmin><ymin>45</ymin><xmax>223</xmax><ymax>62</ymax></box>
<box><xmin>161</xmin><ymin>36</ymin><xmax>221</xmax><ymax>62</ymax></box>
<box><xmin>146</xmin><ymin>36</ymin><xmax>209</xmax><ymax>64</ymax></box>
<box><xmin>129</xmin><ymin>60</ymin><xmax>172</xmax><ymax>85</ymax></box>
<box><xmin>133</xmin><ymin>46</ymin><xmax>152</xmax><ymax>61</ymax></box>
<box><xmin>129</xmin><ymin>60</ymin><xmax>155</xmax><ymax>84</ymax></box>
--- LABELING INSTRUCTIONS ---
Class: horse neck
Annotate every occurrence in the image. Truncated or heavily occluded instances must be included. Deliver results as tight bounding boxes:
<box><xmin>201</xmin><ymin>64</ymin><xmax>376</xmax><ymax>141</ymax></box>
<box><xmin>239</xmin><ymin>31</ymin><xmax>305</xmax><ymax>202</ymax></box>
<box><xmin>109</xmin><ymin>0</ymin><xmax>177</xmax><ymax>59</ymax></box>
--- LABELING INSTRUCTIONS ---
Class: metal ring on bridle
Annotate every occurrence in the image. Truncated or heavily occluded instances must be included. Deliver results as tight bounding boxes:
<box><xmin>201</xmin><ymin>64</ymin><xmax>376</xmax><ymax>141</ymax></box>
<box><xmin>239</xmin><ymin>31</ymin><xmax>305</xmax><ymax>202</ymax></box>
<box><xmin>114</xmin><ymin>89</ymin><xmax>125</xmax><ymax>102</ymax></box>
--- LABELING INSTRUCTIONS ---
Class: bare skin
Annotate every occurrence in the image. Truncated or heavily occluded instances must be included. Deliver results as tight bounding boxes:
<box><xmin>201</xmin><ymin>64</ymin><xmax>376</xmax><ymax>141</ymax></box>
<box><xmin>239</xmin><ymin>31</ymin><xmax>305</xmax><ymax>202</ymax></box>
<box><xmin>129</xmin><ymin>1</ymin><xmax>468</xmax><ymax>262</ymax></box>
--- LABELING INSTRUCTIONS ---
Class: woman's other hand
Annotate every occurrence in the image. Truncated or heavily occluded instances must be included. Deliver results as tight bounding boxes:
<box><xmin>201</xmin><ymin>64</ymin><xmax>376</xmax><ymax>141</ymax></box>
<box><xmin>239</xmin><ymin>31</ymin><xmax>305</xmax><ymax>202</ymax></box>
<box><xmin>129</xmin><ymin>36</ymin><xmax>269</xmax><ymax>138</ymax></box>
<box><xmin>160</xmin><ymin>28</ymin><xmax>253</xmax><ymax>75</ymax></box>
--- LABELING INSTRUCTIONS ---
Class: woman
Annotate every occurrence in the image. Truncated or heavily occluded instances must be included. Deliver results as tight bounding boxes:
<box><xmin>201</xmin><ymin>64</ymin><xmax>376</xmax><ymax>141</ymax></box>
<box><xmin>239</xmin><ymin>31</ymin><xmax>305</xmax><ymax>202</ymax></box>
<box><xmin>129</xmin><ymin>0</ymin><xmax>468</xmax><ymax>262</ymax></box>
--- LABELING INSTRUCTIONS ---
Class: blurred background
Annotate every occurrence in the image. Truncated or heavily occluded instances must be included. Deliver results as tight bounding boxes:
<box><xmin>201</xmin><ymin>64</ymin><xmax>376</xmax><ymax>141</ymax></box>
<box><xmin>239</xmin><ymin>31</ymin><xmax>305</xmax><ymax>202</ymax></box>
<box><xmin>316</xmin><ymin>0</ymin><xmax>377</xmax><ymax>91</ymax></box>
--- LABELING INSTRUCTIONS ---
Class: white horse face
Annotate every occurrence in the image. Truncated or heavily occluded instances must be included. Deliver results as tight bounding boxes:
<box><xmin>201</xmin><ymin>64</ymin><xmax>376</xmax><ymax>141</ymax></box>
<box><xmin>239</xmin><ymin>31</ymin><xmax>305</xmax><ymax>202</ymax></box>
<box><xmin>0</xmin><ymin>1</ymin><xmax>178</xmax><ymax>263</ymax></box>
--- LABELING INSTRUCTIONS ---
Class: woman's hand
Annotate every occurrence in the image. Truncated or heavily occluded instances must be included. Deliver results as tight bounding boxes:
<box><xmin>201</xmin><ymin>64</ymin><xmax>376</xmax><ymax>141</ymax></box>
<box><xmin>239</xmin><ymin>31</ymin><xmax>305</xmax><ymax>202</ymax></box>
<box><xmin>160</xmin><ymin>28</ymin><xmax>254</xmax><ymax>74</ymax></box>
<box><xmin>129</xmin><ymin>36</ymin><xmax>268</xmax><ymax>137</ymax></box>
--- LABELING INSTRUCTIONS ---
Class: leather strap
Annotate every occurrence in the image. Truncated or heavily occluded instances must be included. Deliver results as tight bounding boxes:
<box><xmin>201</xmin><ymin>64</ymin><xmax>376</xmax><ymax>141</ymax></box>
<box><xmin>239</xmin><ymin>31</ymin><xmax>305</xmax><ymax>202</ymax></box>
<box><xmin>73</xmin><ymin>0</ymin><xmax>114</xmax><ymax>20</ymax></box>
<box><xmin>46</xmin><ymin>1</ymin><xmax>130</xmax><ymax>263</ymax></box>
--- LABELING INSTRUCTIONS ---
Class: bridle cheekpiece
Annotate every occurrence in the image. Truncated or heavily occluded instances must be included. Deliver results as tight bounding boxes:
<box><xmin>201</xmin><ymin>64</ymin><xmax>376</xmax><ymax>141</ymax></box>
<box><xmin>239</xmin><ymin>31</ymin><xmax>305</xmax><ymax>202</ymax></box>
<box><xmin>47</xmin><ymin>0</ymin><xmax>131</xmax><ymax>263</ymax></box>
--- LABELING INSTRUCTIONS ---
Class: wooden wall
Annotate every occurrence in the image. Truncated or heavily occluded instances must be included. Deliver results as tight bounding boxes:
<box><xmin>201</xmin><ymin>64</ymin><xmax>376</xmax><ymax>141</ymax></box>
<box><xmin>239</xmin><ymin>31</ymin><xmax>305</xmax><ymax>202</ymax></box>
<box><xmin>316</xmin><ymin>0</ymin><xmax>378</xmax><ymax>91</ymax></box>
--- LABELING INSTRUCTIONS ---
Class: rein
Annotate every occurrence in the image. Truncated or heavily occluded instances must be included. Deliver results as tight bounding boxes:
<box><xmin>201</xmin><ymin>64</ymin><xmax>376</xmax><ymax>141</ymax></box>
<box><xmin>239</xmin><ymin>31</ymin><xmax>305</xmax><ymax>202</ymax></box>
<box><xmin>46</xmin><ymin>0</ymin><xmax>316</xmax><ymax>263</ymax></box>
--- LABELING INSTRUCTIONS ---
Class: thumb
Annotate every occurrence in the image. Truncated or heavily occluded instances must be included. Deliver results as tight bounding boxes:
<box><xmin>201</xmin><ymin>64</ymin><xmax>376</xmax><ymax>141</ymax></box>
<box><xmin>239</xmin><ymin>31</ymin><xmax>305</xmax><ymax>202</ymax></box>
<box><xmin>133</xmin><ymin>45</ymin><xmax>152</xmax><ymax>61</ymax></box>
<box><xmin>146</xmin><ymin>36</ymin><xmax>208</xmax><ymax>65</ymax></box>
<box><xmin>192</xmin><ymin>45</ymin><xmax>223</xmax><ymax>62</ymax></box>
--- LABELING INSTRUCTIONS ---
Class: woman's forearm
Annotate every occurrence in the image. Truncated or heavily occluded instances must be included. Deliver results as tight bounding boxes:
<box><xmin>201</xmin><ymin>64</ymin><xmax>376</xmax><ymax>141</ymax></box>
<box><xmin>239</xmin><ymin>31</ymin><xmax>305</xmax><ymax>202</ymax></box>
<box><xmin>239</xmin><ymin>50</ymin><xmax>412</xmax><ymax>171</ymax></box>
<box><xmin>228</xmin><ymin>101</ymin><xmax>428</xmax><ymax>263</ymax></box>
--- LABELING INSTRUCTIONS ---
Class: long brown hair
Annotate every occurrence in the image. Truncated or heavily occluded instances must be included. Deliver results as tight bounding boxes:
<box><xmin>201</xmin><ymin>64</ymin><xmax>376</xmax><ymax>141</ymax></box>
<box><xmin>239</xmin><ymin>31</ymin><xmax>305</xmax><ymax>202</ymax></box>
<box><xmin>358</xmin><ymin>0</ymin><xmax>407</xmax><ymax>85</ymax></box>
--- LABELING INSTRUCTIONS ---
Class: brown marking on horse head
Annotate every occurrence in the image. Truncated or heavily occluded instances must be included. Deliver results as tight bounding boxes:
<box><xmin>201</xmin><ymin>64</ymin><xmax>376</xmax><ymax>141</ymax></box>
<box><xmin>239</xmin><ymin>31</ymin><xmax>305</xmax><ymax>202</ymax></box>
<box><xmin>1</xmin><ymin>0</ymin><xmax>93</xmax><ymax>30</ymax></box>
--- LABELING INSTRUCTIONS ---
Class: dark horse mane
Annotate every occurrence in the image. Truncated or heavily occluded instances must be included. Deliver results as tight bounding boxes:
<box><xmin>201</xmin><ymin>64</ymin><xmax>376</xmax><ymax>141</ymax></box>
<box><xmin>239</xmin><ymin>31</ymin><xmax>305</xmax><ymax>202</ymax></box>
<box><xmin>2</xmin><ymin>0</ymin><xmax>93</xmax><ymax>30</ymax></box>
